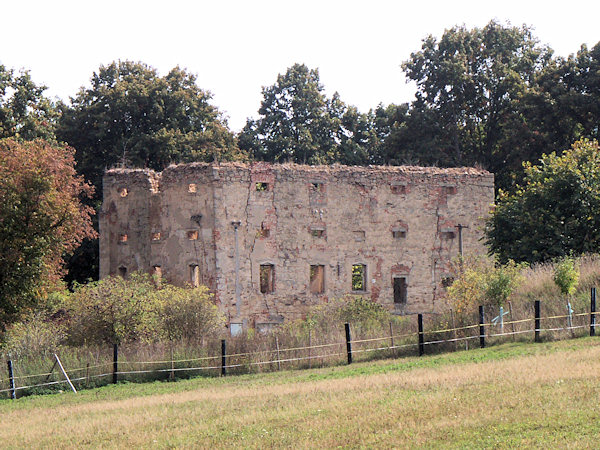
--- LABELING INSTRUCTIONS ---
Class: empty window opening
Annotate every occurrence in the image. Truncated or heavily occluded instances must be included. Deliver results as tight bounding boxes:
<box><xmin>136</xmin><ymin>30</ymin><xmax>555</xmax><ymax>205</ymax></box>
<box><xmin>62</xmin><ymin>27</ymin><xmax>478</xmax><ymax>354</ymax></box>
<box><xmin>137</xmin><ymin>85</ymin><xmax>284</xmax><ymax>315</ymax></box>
<box><xmin>441</xmin><ymin>276</ymin><xmax>455</xmax><ymax>288</ymax></box>
<box><xmin>260</xmin><ymin>264</ymin><xmax>274</xmax><ymax>293</ymax></box>
<box><xmin>393</xmin><ymin>277</ymin><xmax>408</xmax><ymax>305</ymax></box>
<box><xmin>311</xmin><ymin>227</ymin><xmax>325</xmax><ymax>238</ymax></box>
<box><xmin>255</xmin><ymin>182</ymin><xmax>269</xmax><ymax>192</ymax></box>
<box><xmin>118</xmin><ymin>187</ymin><xmax>128</xmax><ymax>197</ymax></box>
<box><xmin>442</xmin><ymin>186</ymin><xmax>457</xmax><ymax>195</ymax></box>
<box><xmin>188</xmin><ymin>183</ymin><xmax>197</xmax><ymax>193</ymax></box>
<box><xmin>187</xmin><ymin>230</ymin><xmax>199</xmax><ymax>240</ymax></box>
<box><xmin>230</xmin><ymin>323</ymin><xmax>243</xmax><ymax>336</ymax></box>
<box><xmin>392</xmin><ymin>229</ymin><xmax>407</xmax><ymax>239</ymax></box>
<box><xmin>352</xmin><ymin>264</ymin><xmax>366</xmax><ymax>291</ymax></box>
<box><xmin>310</xmin><ymin>265</ymin><xmax>325</xmax><ymax>294</ymax></box>
<box><xmin>354</xmin><ymin>231</ymin><xmax>365</xmax><ymax>242</ymax></box>
<box><xmin>390</xmin><ymin>184</ymin><xmax>407</xmax><ymax>194</ymax></box>
<box><xmin>189</xmin><ymin>264</ymin><xmax>200</xmax><ymax>287</ymax></box>
<box><xmin>118</xmin><ymin>266</ymin><xmax>127</xmax><ymax>278</ymax></box>
<box><xmin>259</xmin><ymin>224</ymin><xmax>270</xmax><ymax>238</ymax></box>
<box><xmin>119</xmin><ymin>234</ymin><xmax>128</xmax><ymax>243</ymax></box>
<box><xmin>152</xmin><ymin>266</ymin><xmax>162</xmax><ymax>285</ymax></box>
<box><xmin>440</xmin><ymin>230</ymin><xmax>456</xmax><ymax>240</ymax></box>
<box><xmin>152</xmin><ymin>232</ymin><xmax>161</xmax><ymax>241</ymax></box>
<box><xmin>311</xmin><ymin>182</ymin><xmax>324</xmax><ymax>192</ymax></box>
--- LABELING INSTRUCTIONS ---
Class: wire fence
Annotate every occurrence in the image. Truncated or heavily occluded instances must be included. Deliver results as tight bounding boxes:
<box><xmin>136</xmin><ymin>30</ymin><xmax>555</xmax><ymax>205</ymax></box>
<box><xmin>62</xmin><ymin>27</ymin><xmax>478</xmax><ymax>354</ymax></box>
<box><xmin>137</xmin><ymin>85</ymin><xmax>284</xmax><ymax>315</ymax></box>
<box><xmin>2</xmin><ymin>290</ymin><xmax>598</xmax><ymax>399</ymax></box>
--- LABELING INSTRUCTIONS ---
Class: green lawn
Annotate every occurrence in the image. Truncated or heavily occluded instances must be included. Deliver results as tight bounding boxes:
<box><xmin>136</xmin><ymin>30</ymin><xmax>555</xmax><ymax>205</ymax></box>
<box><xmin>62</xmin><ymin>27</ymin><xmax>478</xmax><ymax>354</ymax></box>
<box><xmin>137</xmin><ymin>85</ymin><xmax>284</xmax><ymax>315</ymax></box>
<box><xmin>1</xmin><ymin>338</ymin><xmax>600</xmax><ymax>448</ymax></box>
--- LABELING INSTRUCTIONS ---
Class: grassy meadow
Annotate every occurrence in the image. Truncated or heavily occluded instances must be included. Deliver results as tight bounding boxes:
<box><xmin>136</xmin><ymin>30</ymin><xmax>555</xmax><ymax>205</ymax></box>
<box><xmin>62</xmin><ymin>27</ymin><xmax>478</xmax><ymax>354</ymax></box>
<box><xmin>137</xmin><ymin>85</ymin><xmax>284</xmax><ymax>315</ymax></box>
<box><xmin>1</xmin><ymin>337</ymin><xmax>600</xmax><ymax>448</ymax></box>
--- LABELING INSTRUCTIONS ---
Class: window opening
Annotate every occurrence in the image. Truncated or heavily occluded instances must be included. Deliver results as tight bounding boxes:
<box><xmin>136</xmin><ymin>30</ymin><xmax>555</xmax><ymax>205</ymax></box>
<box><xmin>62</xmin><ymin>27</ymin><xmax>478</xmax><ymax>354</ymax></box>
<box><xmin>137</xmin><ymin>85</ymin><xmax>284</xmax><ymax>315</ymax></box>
<box><xmin>392</xmin><ymin>229</ymin><xmax>407</xmax><ymax>239</ymax></box>
<box><xmin>152</xmin><ymin>232</ymin><xmax>161</xmax><ymax>241</ymax></box>
<box><xmin>390</xmin><ymin>184</ymin><xmax>407</xmax><ymax>194</ymax></box>
<box><xmin>187</xmin><ymin>230</ymin><xmax>199</xmax><ymax>240</ymax></box>
<box><xmin>310</xmin><ymin>265</ymin><xmax>325</xmax><ymax>294</ymax></box>
<box><xmin>189</xmin><ymin>264</ymin><xmax>200</xmax><ymax>287</ymax></box>
<box><xmin>260</xmin><ymin>264</ymin><xmax>274</xmax><ymax>293</ymax></box>
<box><xmin>311</xmin><ymin>228</ymin><xmax>325</xmax><ymax>238</ymax></box>
<box><xmin>311</xmin><ymin>182</ymin><xmax>324</xmax><ymax>192</ymax></box>
<box><xmin>442</xmin><ymin>186</ymin><xmax>457</xmax><ymax>195</ymax></box>
<box><xmin>354</xmin><ymin>230</ymin><xmax>365</xmax><ymax>242</ymax></box>
<box><xmin>230</xmin><ymin>323</ymin><xmax>243</xmax><ymax>336</ymax></box>
<box><xmin>188</xmin><ymin>183</ymin><xmax>197</xmax><ymax>193</ymax></box>
<box><xmin>255</xmin><ymin>182</ymin><xmax>269</xmax><ymax>191</ymax></box>
<box><xmin>259</xmin><ymin>224</ymin><xmax>270</xmax><ymax>238</ymax></box>
<box><xmin>118</xmin><ymin>187</ymin><xmax>128</xmax><ymax>197</ymax></box>
<box><xmin>352</xmin><ymin>264</ymin><xmax>366</xmax><ymax>291</ymax></box>
<box><xmin>440</xmin><ymin>230</ymin><xmax>456</xmax><ymax>239</ymax></box>
<box><xmin>393</xmin><ymin>277</ymin><xmax>408</xmax><ymax>305</ymax></box>
<box><xmin>119</xmin><ymin>234</ymin><xmax>128</xmax><ymax>243</ymax></box>
<box><xmin>441</xmin><ymin>276</ymin><xmax>455</xmax><ymax>288</ymax></box>
<box><xmin>152</xmin><ymin>266</ymin><xmax>162</xmax><ymax>286</ymax></box>
<box><xmin>118</xmin><ymin>266</ymin><xmax>127</xmax><ymax>278</ymax></box>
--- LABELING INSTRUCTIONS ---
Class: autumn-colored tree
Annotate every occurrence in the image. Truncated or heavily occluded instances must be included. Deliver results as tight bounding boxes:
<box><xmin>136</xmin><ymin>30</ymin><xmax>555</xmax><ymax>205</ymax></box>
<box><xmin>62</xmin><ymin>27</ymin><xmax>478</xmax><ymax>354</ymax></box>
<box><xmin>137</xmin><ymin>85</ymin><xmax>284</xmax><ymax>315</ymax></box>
<box><xmin>0</xmin><ymin>139</ymin><xmax>96</xmax><ymax>325</ymax></box>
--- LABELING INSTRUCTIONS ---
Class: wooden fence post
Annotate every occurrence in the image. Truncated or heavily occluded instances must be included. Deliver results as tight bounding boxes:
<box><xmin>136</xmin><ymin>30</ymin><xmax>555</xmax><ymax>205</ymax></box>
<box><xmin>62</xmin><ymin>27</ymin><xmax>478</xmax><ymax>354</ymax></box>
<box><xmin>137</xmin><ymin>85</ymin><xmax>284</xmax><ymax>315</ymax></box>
<box><xmin>591</xmin><ymin>287</ymin><xmax>596</xmax><ymax>337</ymax></box>
<box><xmin>221</xmin><ymin>339</ymin><xmax>227</xmax><ymax>376</ymax></box>
<box><xmin>345</xmin><ymin>323</ymin><xmax>352</xmax><ymax>364</ymax></box>
<box><xmin>534</xmin><ymin>300</ymin><xmax>541</xmax><ymax>343</ymax></box>
<box><xmin>112</xmin><ymin>343</ymin><xmax>118</xmax><ymax>384</ymax></box>
<box><xmin>417</xmin><ymin>314</ymin><xmax>424</xmax><ymax>356</ymax></box>
<box><xmin>389</xmin><ymin>321</ymin><xmax>396</xmax><ymax>357</ymax></box>
<box><xmin>7</xmin><ymin>360</ymin><xmax>16</xmax><ymax>400</ymax></box>
<box><xmin>275</xmin><ymin>336</ymin><xmax>281</xmax><ymax>371</ymax></box>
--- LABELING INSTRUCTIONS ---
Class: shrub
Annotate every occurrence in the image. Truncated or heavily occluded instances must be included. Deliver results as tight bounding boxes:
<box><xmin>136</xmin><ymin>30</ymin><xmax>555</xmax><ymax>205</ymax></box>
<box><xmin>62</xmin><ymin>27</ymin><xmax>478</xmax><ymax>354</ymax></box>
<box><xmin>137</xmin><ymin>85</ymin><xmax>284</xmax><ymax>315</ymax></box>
<box><xmin>66</xmin><ymin>272</ymin><xmax>159</xmax><ymax>345</ymax></box>
<box><xmin>1</xmin><ymin>312</ymin><xmax>65</xmax><ymax>358</ymax></box>
<box><xmin>155</xmin><ymin>285</ymin><xmax>225</xmax><ymax>342</ymax></box>
<box><xmin>553</xmin><ymin>256</ymin><xmax>580</xmax><ymax>296</ymax></box>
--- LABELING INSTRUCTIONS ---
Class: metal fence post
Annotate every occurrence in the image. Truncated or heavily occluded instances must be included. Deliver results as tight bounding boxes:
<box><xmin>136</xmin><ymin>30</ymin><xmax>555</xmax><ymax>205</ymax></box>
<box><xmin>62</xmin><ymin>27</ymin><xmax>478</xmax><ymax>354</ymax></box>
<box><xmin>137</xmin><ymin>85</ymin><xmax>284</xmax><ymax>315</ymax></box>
<box><xmin>345</xmin><ymin>323</ymin><xmax>352</xmax><ymax>364</ymax></box>
<box><xmin>418</xmin><ymin>314</ymin><xmax>424</xmax><ymax>356</ymax></box>
<box><xmin>112</xmin><ymin>343</ymin><xmax>118</xmax><ymax>384</ymax></box>
<box><xmin>221</xmin><ymin>339</ymin><xmax>227</xmax><ymax>376</ymax></box>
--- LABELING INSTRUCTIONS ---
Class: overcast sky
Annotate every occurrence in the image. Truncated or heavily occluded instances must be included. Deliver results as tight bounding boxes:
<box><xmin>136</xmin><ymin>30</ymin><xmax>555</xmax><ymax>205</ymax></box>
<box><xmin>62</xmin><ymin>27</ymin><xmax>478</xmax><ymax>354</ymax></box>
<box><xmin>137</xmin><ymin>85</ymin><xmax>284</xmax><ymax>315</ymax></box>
<box><xmin>2</xmin><ymin>0</ymin><xmax>599</xmax><ymax>131</ymax></box>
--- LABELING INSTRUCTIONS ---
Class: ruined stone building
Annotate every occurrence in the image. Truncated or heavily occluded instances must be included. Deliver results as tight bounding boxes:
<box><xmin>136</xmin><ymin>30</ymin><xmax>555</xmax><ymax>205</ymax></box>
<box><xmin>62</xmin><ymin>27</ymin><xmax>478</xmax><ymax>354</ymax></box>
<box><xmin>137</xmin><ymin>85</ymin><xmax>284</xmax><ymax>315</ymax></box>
<box><xmin>100</xmin><ymin>162</ymin><xmax>494</xmax><ymax>332</ymax></box>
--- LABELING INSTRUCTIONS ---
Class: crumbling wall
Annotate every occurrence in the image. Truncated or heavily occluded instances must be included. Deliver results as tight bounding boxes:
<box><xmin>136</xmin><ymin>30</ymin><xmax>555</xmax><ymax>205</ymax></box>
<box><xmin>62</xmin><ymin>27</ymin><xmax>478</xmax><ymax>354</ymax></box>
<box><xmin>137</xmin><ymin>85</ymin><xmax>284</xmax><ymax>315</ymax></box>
<box><xmin>101</xmin><ymin>162</ymin><xmax>494</xmax><ymax>328</ymax></box>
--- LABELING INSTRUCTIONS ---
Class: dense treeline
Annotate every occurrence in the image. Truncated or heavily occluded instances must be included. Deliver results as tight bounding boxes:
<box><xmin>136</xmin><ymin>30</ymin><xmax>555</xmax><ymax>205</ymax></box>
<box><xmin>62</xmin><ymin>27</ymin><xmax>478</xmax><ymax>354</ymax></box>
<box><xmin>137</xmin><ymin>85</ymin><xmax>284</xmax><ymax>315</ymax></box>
<box><xmin>1</xmin><ymin>20</ymin><xmax>600</xmax><ymax>323</ymax></box>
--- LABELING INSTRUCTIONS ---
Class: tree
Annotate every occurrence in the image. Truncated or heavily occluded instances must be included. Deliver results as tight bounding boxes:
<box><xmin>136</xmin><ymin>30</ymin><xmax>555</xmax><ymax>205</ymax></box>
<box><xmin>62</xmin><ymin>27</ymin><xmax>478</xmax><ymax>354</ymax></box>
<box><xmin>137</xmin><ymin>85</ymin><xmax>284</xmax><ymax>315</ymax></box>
<box><xmin>486</xmin><ymin>140</ymin><xmax>600</xmax><ymax>264</ymax></box>
<box><xmin>0</xmin><ymin>139</ymin><xmax>95</xmax><ymax>325</ymax></box>
<box><xmin>0</xmin><ymin>63</ymin><xmax>57</xmax><ymax>141</ymax></box>
<box><xmin>400</xmin><ymin>21</ymin><xmax>553</xmax><ymax>190</ymax></box>
<box><xmin>57</xmin><ymin>60</ymin><xmax>244</xmax><ymax>193</ymax></box>
<box><xmin>240</xmin><ymin>64</ymin><xmax>337</xmax><ymax>164</ymax></box>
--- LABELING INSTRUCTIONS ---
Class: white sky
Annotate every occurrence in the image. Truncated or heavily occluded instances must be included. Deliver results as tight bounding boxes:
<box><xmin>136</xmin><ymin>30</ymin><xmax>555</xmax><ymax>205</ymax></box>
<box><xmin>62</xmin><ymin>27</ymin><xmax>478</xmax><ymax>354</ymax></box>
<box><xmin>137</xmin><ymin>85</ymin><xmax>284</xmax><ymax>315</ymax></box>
<box><xmin>2</xmin><ymin>0</ymin><xmax>599</xmax><ymax>131</ymax></box>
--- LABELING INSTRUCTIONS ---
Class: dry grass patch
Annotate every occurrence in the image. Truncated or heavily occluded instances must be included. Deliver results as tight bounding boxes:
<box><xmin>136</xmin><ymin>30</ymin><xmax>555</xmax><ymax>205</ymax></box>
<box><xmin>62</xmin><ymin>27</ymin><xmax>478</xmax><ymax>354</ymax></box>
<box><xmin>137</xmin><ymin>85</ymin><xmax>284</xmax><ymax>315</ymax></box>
<box><xmin>1</xmin><ymin>339</ymin><xmax>600</xmax><ymax>447</ymax></box>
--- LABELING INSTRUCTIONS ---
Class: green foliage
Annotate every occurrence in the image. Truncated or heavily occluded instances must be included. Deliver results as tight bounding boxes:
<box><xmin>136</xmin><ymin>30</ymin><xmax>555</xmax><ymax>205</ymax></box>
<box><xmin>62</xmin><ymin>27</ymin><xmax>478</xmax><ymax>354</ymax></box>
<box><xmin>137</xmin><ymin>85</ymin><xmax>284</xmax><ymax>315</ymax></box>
<box><xmin>400</xmin><ymin>21</ymin><xmax>552</xmax><ymax>189</ymax></box>
<box><xmin>57</xmin><ymin>60</ymin><xmax>245</xmax><ymax>194</ymax></box>
<box><xmin>486</xmin><ymin>139</ymin><xmax>600</xmax><ymax>264</ymax></box>
<box><xmin>66</xmin><ymin>273</ymin><xmax>159</xmax><ymax>345</ymax></box>
<box><xmin>485</xmin><ymin>260</ymin><xmax>527</xmax><ymax>307</ymax></box>
<box><xmin>156</xmin><ymin>284</ymin><xmax>225</xmax><ymax>342</ymax></box>
<box><xmin>447</xmin><ymin>256</ymin><xmax>526</xmax><ymax>320</ymax></box>
<box><xmin>1</xmin><ymin>312</ymin><xmax>65</xmax><ymax>358</ymax></box>
<box><xmin>66</xmin><ymin>273</ymin><xmax>225</xmax><ymax>346</ymax></box>
<box><xmin>0</xmin><ymin>139</ymin><xmax>96</xmax><ymax>326</ymax></box>
<box><xmin>0</xmin><ymin>63</ymin><xmax>58</xmax><ymax>141</ymax></box>
<box><xmin>239</xmin><ymin>63</ymin><xmax>391</xmax><ymax>166</ymax></box>
<box><xmin>553</xmin><ymin>256</ymin><xmax>580</xmax><ymax>296</ymax></box>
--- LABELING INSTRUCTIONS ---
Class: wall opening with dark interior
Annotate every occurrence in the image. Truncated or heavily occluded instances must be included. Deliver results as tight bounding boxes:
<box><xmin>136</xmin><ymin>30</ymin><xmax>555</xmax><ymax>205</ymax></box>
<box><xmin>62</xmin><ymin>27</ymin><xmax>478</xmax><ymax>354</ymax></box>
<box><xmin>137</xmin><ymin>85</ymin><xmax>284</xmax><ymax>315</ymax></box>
<box><xmin>260</xmin><ymin>264</ymin><xmax>274</xmax><ymax>293</ymax></box>
<box><xmin>393</xmin><ymin>277</ymin><xmax>408</xmax><ymax>305</ymax></box>
<box><xmin>310</xmin><ymin>265</ymin><xmax>325</xmax><ymax>294</ymax></box>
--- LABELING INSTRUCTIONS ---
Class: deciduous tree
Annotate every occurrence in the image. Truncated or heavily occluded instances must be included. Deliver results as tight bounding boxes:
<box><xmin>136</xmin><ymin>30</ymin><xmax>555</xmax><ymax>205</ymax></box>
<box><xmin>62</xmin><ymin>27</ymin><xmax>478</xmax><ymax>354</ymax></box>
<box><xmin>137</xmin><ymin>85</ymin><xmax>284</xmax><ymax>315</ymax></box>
<box><xmin>0</xmin><ymin>139</ymin><xmax>95</xmax><ymax>325</ymax></box>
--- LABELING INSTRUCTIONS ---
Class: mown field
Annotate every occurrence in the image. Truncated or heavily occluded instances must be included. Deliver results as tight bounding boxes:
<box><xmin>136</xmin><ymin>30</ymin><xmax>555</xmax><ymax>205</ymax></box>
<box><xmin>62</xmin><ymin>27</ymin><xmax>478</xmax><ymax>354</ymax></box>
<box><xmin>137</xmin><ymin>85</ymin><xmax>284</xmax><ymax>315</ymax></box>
<box><xmin>1</xmin><ymin>338</ymin><xmax>600</xmax><ymax>448</ymax></box>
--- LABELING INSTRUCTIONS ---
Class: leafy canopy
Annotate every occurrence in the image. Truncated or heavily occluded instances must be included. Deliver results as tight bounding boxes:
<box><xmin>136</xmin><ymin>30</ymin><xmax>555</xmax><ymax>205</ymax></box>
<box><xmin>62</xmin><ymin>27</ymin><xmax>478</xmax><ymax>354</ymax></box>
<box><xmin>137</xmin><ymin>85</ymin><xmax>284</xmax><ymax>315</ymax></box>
<box><xmin>0</xmin><ymin>139</ymin><xmax>96</xmax><ymax>325</ymax></box>
<box><xmin>57</xmin><ymin>60</ymin><xmax>245</xmax><ymax>193</ymax></box>
<box><xmin>486</xmin><ymin>139</ymin><xmax>600</xmax><ymax>264</ymax></box>
<box><xmin>0</xmin><ymin>63</ymin><xmax>57</xmax><ymax>141</ymax></box>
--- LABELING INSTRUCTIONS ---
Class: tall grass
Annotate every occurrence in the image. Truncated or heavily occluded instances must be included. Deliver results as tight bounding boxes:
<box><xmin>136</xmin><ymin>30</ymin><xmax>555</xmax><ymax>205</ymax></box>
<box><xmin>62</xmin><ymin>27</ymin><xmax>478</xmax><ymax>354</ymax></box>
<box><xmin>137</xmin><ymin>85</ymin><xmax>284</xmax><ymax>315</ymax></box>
<box><xmin>2</xmin><ymin>255</ymin><xmax>600</xmax><ymax>399</ymax></box>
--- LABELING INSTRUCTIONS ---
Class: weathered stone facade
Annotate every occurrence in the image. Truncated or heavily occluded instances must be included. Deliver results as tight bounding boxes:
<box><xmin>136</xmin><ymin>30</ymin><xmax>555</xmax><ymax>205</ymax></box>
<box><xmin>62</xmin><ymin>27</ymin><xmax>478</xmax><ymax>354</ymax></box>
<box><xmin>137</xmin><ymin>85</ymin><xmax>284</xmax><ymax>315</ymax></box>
<box><xmin>100</xmin><ymin>162</ymin><xmax>494</xmax><ymax>331</ymax></box>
